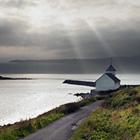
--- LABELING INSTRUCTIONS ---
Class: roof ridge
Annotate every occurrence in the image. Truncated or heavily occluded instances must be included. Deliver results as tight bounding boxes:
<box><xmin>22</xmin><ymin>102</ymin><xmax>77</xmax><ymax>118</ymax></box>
<box><xmin>105</xmin><ymin>73</ymin><xmax>120</xmax><ymax>83</ymax></box>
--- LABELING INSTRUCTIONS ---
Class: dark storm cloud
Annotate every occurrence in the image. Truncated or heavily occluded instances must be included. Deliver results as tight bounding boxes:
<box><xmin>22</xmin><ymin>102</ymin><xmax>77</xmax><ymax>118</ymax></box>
<box><xmin>0</xmin><ymin>0</ymin><xmax>140</xmax><ymax>61</ymax></box>
<box><xmin>0</xmin><ymin>19</ymin><xmax>108</xmax><ymax>58</ymax></box>
<box><xmin>0</xmin><ymin>19</ymin><xmax>29</xmax><ymax>47</ymax></box>
<box><xmin>0</xmin><ymin>18</ymin><xmax>140</xmax><ymax>59</ymax></box>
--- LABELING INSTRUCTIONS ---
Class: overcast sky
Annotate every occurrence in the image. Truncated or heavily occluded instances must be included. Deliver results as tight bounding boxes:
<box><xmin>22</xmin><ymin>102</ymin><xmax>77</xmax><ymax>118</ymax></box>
<box><xmin>0</xmin><ymin>0</ymin><xmax>140</xmax><ymax>62</ymax></box>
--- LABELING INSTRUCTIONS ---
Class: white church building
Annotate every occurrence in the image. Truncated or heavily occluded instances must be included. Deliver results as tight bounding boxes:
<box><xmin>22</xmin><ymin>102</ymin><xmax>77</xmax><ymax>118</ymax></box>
<box><xmin>95</xmin><ymin>64</ymin><xmax>120</xmax><ymax>91</ymax></box>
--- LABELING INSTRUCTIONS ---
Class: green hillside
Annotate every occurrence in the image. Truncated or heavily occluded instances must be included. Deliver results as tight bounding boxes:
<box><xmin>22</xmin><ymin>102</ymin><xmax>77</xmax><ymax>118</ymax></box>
<box><xmin>70</xmin><ymin>86</ymin><xmax>140</xmax><ymax>140</ymax></box>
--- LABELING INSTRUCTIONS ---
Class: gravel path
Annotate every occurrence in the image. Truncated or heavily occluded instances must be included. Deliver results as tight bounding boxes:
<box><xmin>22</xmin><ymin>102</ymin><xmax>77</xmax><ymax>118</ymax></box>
<box><xmin>21</xmin><ymin>100</ymin><xmax>103</xmax><ymax>140</ymax></box>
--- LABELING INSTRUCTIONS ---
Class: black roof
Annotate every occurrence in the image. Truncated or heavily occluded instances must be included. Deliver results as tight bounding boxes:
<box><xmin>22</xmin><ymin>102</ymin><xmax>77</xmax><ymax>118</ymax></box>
<box><xmin>106</xmin><ymin>73</ymin><xmax>120</xmax><ymax>83</ymax></box>
<box><xmin>106</xmin><ymin>65</ymin><xmax>116</xmax><ymax>71</ymax></box>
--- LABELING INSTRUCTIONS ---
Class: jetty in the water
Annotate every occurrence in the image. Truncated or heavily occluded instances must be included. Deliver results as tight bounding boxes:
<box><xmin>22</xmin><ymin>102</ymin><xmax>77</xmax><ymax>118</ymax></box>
<box><xmin>63</xmin><ymin>80</ymin><xmax>95</xmax><ymax>87</ymax></box>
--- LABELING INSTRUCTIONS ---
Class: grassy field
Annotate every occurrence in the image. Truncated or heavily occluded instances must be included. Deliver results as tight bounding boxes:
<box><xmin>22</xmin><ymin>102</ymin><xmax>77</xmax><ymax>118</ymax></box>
<box><xmin>0</xmin><ymin>97</ymin><xmax>96</xmax><ymax>140</ymax></box>
<box><xmin>70</xmin><ymin>86</ymin><xmax>140</xmax><ymax>140</ymax></box>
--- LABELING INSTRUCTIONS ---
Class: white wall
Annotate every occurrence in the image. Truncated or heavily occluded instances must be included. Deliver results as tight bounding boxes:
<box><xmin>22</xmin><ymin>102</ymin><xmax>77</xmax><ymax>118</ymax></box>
<box><xmin>96</xmin><ymin>74</ymin><xmax>120</xmax><ymax>91</ymax></box>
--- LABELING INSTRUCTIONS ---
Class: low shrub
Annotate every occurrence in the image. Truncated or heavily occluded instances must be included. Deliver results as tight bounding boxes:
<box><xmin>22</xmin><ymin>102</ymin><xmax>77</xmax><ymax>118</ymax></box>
<box><xmin>78</xmin><ymin>97</ymin><xmax>96</xmax><ymax>107</ymax></box>
<box><xmin>58</xmin><ymin>103</ymin><xmax>80</xmax><ymax>114</ymax></box>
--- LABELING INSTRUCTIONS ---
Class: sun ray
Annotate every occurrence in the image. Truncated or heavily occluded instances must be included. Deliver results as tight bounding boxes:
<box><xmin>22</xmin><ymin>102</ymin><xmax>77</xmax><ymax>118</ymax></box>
<box><xmin>82</xmin><ymin>17</ymin><xmax>126</xmax><ymax>73</ymax></box>
<box><xmin>58</xmin><ymin>21</ymin><xmax>88</xmax><ymax>73</ymax></box>
<box><xmin>83</xmin><ymin>18</ymin><xmax>115</xmax><ymax>58</ymax></box>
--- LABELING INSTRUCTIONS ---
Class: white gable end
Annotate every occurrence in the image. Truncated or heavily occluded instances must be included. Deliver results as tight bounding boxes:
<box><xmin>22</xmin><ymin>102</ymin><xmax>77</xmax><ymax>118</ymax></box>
<box><xmin>95</xmin><ymin>74</ymin><xmax>120</xmax><ymax>91</ymax></box>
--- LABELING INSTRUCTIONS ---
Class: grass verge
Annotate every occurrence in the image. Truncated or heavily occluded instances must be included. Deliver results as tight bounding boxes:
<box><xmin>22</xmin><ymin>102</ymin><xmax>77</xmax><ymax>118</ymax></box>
<box><xmin>0</xmin><ymin>97</ymin><xmax>97</xmax><ymax>140</ymax></box>
<box><xmin>70</xmin><ymin>86</ymin><xmax>140</xmax><ymax>140</ymax></box>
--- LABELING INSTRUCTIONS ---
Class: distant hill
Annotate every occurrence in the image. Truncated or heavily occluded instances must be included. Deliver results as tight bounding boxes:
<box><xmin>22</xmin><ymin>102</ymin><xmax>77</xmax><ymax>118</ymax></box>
<box><xmin>0</xmin><ymin>56</ymin><xmax>140</xmax><ymax>73</ymax></box>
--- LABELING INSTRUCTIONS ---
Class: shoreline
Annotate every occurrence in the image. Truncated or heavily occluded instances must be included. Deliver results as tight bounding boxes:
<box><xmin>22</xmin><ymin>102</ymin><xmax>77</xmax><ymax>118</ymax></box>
<box><xmin>0</xmin><ymin>85</ymin><xmax>138</xmax><ymax>128</ymax></box>
<box><xmin>0</xmin><ymin>85</ymin><xmax>138</xmax><ymax>127</ymax></box>
<box><xmin>0</xmin><ymin>85</ymin><xmax>139</xmax><ymax>140</ymax></box>
<box><xmin>0</xmin><ymin>97</ymin><xmax>97</xmax><ymax>140</ymax></box>
<box><xmin>0</xmin><ymin>102</ymin><xmax>77</xmax><ymax>128</ymax></box>
<box><xmin>22</xmin><ymin>100</ymin><xmax>104</xmax><ymax>140</ymax></box>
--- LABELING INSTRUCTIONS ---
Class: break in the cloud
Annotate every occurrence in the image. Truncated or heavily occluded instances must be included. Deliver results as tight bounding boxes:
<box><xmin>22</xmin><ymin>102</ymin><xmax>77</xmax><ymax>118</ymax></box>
<box><xmin>0</xmin><ymin>0</ymin><xmax>140</xmax><ymax>61</ymax></box>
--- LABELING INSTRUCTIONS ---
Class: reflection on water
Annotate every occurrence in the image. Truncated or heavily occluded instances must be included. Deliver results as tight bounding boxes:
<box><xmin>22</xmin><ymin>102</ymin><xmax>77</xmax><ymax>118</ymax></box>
<box><xmin>0</xmin><ymin>74</ymin><xmax>139</xmax><ymax>126</ymax></box>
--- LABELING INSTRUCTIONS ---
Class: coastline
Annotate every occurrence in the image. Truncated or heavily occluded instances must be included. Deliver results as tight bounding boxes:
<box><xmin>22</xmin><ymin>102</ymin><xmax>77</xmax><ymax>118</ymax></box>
<box><xmin>0</xmin><ymin>85</ymin><xmax>139</xmax><ymax>140</ymax></box>
<box><xmin>0</xmin><ymin>97</ymin><xmax>97</xmax><ymax>140</ymax></box>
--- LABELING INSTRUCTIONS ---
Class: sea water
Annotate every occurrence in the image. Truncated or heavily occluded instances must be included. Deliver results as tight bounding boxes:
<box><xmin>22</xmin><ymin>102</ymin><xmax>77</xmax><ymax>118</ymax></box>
<box><xmin>0</xmin><ymin>74</ymin><xmax>139</xmax><ymax>126</ymax></box>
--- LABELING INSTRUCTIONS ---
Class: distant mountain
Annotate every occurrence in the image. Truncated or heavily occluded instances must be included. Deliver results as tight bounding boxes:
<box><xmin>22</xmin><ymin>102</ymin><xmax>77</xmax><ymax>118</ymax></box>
<box><xmin>0</xmin><ymin>56</ymin><xmax>140</xmax><ymax>74</ymax></box>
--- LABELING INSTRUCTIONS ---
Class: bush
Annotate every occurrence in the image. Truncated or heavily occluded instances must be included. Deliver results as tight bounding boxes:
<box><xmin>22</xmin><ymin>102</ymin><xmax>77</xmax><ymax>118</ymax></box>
<box><xmin>57</xmin><ymin>103</ymin><xmax>80</xmax><ymax>114</ymax></box>
<box><xmin>78</xmin><ymin>97</ymin><xmax>96</xmax><ymax>107</ymax></box>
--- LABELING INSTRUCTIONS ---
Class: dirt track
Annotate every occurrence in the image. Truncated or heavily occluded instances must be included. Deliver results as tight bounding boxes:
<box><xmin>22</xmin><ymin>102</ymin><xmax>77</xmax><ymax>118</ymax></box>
<box><xmin>21</xmin><ymin>100</ymin><xmax>103</xmax><ymax>140</ymax></box>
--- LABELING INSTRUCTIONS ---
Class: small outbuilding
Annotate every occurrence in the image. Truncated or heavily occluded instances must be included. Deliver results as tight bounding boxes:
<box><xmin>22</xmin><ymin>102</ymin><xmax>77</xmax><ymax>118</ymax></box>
<box><xmin>95</xmin><ymin>64</ymin><xmax>120</xmax><ymax>91</ymax></box>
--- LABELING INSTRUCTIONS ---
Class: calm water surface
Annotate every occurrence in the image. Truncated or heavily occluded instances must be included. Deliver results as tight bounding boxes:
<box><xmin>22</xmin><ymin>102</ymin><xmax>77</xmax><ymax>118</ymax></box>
<box><xmin>0</xmin><ymin>74</ymin><xmax>140</xmax><ymax>126</ymax></box>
